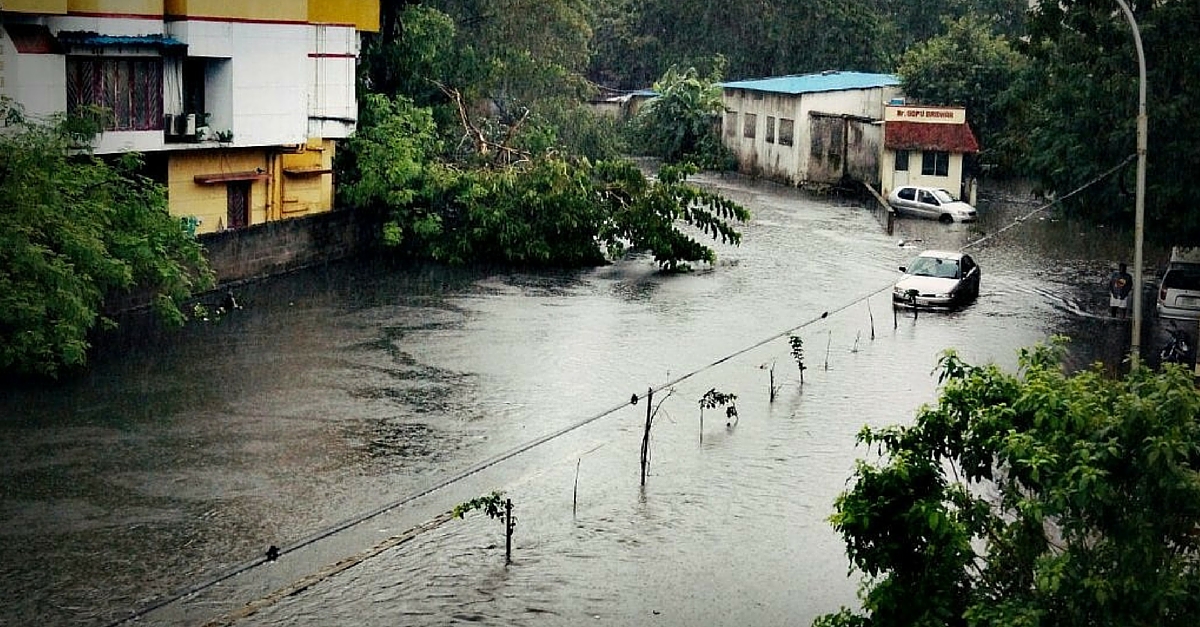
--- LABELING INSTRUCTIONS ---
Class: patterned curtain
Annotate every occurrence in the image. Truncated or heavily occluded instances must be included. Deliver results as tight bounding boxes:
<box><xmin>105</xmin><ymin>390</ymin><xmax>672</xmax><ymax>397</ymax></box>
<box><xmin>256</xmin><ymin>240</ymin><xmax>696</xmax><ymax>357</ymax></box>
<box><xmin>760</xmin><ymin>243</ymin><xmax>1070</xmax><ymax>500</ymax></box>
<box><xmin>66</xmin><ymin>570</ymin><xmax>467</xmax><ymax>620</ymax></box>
<box><xmin>66</xmin><ymin>57</ymin><xmax>163</xmax><ymax>131</ymax></box>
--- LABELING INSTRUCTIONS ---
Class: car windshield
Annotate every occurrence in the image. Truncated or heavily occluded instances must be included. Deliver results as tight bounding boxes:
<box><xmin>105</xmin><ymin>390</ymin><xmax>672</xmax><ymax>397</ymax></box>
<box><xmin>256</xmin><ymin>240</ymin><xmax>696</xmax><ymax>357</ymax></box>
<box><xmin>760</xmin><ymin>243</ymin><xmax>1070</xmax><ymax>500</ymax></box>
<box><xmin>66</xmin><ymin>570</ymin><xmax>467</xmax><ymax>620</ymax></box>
<box><xmin>932</xmin><ymin>189</ymin><xmax>956</xmax><ymax>203</ymax></box>
<box><xmin>907</xmin><ymin>256</ymin><xmax>960</xmax><ymax>279</ymax></box>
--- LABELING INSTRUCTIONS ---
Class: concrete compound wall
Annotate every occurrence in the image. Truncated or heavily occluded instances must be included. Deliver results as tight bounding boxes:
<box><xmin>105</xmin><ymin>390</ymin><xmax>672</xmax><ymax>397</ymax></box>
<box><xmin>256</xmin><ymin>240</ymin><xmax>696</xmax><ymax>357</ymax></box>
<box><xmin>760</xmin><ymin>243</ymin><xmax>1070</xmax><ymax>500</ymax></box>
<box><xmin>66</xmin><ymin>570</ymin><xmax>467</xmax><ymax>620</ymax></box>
<box><xmin>199</xmin><ymin>208</ymin><xmax>381</xmax><ymax>287</ymax></box>
<box><xmin>103</xmin><ymin>208</ymin><xmax>382</xmax><ymax>316</ymax></box>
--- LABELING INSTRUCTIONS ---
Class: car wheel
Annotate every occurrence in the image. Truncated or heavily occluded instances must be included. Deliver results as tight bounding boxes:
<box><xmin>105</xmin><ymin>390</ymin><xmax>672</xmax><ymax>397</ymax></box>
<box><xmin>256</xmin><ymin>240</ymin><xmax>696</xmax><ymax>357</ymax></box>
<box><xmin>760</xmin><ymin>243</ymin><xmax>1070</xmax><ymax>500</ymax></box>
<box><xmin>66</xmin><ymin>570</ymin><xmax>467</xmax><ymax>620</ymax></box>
<box><xmin>938</xmin><ymin>213</ymin><xmax>954</xmax><ymax>224</ymax></box>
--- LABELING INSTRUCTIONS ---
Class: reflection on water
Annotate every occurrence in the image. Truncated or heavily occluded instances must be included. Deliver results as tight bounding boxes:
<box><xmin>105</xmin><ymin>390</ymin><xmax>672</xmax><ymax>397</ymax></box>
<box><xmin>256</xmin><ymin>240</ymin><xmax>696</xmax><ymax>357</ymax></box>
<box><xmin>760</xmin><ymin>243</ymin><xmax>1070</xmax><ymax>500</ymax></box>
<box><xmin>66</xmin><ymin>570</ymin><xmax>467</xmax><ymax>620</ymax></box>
<box><xmin>0</xmin><ymin>175</ymin><xmax>1141</xmax><ymax>627</ymax></box>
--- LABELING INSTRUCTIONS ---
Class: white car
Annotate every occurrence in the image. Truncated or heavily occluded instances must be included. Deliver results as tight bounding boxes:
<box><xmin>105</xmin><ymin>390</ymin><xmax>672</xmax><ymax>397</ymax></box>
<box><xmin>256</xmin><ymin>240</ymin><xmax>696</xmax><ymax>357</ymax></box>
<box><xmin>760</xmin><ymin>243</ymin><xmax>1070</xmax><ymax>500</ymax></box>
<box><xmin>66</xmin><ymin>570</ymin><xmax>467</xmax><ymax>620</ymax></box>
<box><xmin>893</xmin><ymin>250</ymin><xmax>981</xmax><ymax>309</ymax></box>
<box><xmin>887</xmin><ymin>186</ymin><xmax>977</xmax><ymax>223</ymax></box>
<box><xmin>1157</xmin><ymin>247</ymin><xmax>1200</xmax><ymax>321</ymax></box>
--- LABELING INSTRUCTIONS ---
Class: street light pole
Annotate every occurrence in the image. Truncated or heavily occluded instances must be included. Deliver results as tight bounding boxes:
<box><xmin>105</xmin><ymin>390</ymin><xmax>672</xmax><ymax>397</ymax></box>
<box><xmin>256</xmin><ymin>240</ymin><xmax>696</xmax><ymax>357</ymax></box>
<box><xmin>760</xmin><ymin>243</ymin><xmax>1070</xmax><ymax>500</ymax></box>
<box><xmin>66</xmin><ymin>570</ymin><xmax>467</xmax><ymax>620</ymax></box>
<box><xmin>1114</xmin><ymin>0</ymin><xmax>1147</xmax><ymax>362</ymax></box>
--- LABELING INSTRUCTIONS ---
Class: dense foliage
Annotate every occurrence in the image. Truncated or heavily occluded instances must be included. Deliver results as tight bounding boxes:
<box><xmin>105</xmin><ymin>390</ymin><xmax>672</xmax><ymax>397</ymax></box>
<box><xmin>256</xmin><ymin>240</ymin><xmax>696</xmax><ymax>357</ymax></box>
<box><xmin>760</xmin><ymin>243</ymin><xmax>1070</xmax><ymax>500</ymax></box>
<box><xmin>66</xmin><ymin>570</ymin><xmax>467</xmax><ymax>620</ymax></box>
<box><xmin>630</xmin><ymin>64</ymin><xmax>734</xmax><ymax>169</ymax></box>
<box><xmin>586</xmin><ymin>0</ymin><xmax>1029</xmax><ymax>89</ymax></box>
<box><xmin>0</xmin><ymin>103</ymin><xmax>212</xmax><ymax>377</ymax></box>
<box><xmin>1014</xmin><ymin>0</ymin><xmax>1200</xmax><ymax>243</ymax></box>
<box><xmin>817</xmin><ymin>341</ymin><xmax>1200</xmax><ymax>627</ymax></box>
<box><xmin>348</xmin><ymin>4</ymin><xmax>751</xmax><ymax>271</ymax></box>
<box><xmin>896</xmin><ymin>15</ymin><xmax>1025</xmax><ymax>172</ymax></box>
<box><xmin>339</xmin><ymin>94</ymin><xmax>749</xmax><ymax>269</ymax></box>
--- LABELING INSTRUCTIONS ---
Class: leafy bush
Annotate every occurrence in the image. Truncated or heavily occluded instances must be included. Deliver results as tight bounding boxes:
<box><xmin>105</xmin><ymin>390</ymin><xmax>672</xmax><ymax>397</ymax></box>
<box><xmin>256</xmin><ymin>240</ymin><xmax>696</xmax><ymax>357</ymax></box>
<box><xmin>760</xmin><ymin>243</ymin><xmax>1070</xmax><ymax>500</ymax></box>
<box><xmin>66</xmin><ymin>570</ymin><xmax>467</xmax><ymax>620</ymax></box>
<box><xmin>0</xmin><ymin>101</ymin><xmax>212</xmax><ymax>377</ymax></box>
<box><xmin>630</xmin><ymin>63</ymin><xmax>736</xmax><ymax>170</ymax></box>
<box><xmin>819</xmin><ymin>340</ymin><xmax>1200</xmax><ymax>627</ymax></box>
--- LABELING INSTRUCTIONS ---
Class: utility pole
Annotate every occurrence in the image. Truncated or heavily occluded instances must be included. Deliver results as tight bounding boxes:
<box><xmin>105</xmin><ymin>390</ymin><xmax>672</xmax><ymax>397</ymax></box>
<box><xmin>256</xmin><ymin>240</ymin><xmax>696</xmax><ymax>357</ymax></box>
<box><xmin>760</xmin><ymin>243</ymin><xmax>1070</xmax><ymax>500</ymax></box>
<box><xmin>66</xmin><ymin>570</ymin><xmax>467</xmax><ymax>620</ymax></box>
<box><xmin>1114</xmin><ymin>0</ymin><xmax>1147</xmax><ymax>363</ymax></box>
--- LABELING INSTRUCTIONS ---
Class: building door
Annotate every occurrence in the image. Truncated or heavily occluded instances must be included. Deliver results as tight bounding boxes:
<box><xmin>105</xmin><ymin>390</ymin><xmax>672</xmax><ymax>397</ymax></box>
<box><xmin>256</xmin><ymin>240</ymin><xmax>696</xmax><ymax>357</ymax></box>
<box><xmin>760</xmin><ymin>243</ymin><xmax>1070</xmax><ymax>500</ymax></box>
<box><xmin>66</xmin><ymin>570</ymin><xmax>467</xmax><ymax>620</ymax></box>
<box><xmin>226</xmin><ymin>181</ymin><xmax>250</xmax><ymax>229</ymax></box>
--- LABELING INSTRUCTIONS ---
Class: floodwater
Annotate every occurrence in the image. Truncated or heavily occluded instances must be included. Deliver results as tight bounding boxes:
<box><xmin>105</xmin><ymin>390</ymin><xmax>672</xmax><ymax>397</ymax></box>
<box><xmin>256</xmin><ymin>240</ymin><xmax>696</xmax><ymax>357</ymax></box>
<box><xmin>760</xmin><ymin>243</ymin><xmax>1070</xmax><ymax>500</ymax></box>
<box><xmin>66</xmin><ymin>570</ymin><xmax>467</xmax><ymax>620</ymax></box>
<box><xmin>0</xmin><ymin>174</ymin><xmax>1150</xmax><ymax>627</ymax></box>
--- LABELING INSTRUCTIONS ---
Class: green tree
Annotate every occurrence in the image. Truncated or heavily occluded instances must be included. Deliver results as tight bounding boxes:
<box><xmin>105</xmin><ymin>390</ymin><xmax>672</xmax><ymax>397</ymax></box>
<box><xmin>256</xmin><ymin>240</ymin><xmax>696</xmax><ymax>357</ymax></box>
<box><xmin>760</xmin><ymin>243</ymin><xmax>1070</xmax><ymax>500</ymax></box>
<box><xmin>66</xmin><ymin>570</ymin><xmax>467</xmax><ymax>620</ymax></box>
<box><xmin>817</xmin><ymin>340</ymin><xmax>1200</xmax><ymax>627</ymax></box>
<box><xmin>336</xmin><ymin>92</ymin><xmax>442</xmax><ymax>251</ymax></box>
<box><xmin>896</xmin><ymin>15</ymin><xmax>1025</xmax><ymax>172</ymax></box>
<box><xmin>1015</xmin><ymin>0</ymin><xmax>1200</xmax><ymax>242</ymax></box>
<box><xmin>386</xmin><ymin>156</ymin><xmax>749</xmax><ymax>271</ymax></box>
<box><xmin>340</xmin><ymin>86</ymin><xmax>749</xmax><ymax>270</ymax></box>
<box><xmin>631</xmin><ymin>64</ymin><xmax>733</xmax><ymax>168</ymax></box>
<box><xmin>867</xmin><ymin>0</ymin><xmax>1028</xmax><ymax>59</ymax></box>
<box><xmin>424</xmin><ymin>0</ymin><xmax>594</xmax><ymax>122</ymax></box>
<box><xmin>361</xmin><ymin>3</ymin><xmax>458</xmax><ymax>107</ymax></box>
<box><xmin>596</xmin><ymin>160</ymin><xmax>750</xmax><ymax>271</ymax></box>
<box><xmin>363</xmin><ymin>2</ymin><xmax>617</xmax><ymax>163</ymax></box>
<box><xmin>600</xmin><ymin>0</ymin><xmax>889</xmax><ymax>86</ymax></box>
<box><xmin>0</xmin><ymin>102</ymin><xmax>212</xmax><ymax>377</ymax></box>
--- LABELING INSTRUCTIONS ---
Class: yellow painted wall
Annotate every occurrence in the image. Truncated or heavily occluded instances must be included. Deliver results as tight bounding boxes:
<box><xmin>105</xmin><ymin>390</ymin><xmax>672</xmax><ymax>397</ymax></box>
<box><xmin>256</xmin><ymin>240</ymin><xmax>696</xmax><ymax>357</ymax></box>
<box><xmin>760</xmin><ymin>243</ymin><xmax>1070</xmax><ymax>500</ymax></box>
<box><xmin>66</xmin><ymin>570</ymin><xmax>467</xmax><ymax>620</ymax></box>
<box><xmin>168</xmin><ymin>149</ymin><xmax>269</xmax><ymax>234</ymax></box>
<box><xmin>6</xmin><ymin>0</ymin><xmax>68</xmax><ymax>13</ymax></box>
<box><xmin>278</xmin><ymin>139</ymin><xmax>335</xmax><ymax>217</ymax></box>
<box><xmin>165</xmin><ymin>0</ymin><xmax>306</xmax><ymax>23</ymax></box>
<box><xmin>67</xmin><ymin>0</ymin><xmax>162</xmax><ymax>15</ymax></box>
<box><xmin>308</xmin><ymin>0</ymin><xmax>379</xmax><ymax>31</ymax></box>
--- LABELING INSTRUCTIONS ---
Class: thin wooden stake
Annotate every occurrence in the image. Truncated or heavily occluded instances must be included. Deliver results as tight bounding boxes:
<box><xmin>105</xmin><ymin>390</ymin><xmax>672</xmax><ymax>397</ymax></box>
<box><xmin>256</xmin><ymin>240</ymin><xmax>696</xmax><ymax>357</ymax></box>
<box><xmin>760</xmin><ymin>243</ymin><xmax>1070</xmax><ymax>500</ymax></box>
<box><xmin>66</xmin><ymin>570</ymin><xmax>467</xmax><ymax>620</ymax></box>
<box><xmin>868</xmin><ymin>299</ymin><xmax>876</xmax><ymax>340</ymax></box>
<box><xmin>573</xmin><ymin>458</ymin><xmax>580</xmax><ymax>518</ymax></box>
<box><xmin>640</xmin><ymin>387</ymin><xmax>653</xmax><ymax>487</ymax></box>
<box><xmin>504</xmin><ymin>498</ymin><xmax>513</xmax><ymax>565</ymax></box>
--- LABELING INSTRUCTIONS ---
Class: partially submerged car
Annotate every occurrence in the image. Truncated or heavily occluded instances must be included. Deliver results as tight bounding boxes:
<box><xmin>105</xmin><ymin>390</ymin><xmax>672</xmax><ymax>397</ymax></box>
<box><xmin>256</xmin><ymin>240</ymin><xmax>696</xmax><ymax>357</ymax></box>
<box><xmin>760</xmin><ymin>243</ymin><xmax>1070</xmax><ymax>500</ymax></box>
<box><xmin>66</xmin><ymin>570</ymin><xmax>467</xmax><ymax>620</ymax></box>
<box><xmin>887</xmin><ymin>186</ymin><xmax>977</xmax><ymax>223</ymax></box>
<box><xmin>1157</xmin><ymin>247</ymin><xmax>1200</xmax><ymax>321</ymax></box>
<box><xmin>893</xmin><ymin>250</ymin><xmax>981</xmax><ymax>309</ymax></box>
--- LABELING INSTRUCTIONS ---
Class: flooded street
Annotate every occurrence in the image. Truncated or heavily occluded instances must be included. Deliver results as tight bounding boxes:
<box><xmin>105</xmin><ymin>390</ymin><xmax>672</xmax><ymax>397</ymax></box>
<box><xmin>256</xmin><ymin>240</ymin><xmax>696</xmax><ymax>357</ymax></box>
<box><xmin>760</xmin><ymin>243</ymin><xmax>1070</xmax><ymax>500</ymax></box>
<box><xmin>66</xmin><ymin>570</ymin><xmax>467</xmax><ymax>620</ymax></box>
<box><xmin>0</xmin><ymin>174</ymin><xmax>1143</xmax><ymax>626</ymax></box>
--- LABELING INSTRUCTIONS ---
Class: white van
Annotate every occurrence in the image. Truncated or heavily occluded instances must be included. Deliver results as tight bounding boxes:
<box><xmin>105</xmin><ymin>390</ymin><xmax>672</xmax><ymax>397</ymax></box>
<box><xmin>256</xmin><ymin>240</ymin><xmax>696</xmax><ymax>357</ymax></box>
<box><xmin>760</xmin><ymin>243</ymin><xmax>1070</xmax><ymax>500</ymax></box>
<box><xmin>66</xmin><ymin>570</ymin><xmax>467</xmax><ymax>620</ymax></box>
<box><xmin>1156</xmin><ymin>247</ymin><xmax>1200</xmax><ymax>321</ymax></box>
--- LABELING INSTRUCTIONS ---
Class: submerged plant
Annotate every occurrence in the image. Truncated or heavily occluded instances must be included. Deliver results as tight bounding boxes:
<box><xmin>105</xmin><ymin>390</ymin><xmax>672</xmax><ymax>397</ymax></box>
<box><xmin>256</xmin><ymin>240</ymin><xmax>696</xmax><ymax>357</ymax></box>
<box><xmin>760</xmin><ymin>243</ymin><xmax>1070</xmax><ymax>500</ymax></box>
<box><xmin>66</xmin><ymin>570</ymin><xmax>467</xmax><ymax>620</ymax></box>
<box><xmin>698</xmin><ymin>388</ymin><xmax>739</xmax><ymax>442</ymax></box>
<box><xmin>788</xmin><ymin>335</ymin><xmax>807</xmax><ymax>385</ymax></box>
<box><xmin>453</xmin><ymin>490</ymin><xmax>515</xmax><ymax>564</ymax></box>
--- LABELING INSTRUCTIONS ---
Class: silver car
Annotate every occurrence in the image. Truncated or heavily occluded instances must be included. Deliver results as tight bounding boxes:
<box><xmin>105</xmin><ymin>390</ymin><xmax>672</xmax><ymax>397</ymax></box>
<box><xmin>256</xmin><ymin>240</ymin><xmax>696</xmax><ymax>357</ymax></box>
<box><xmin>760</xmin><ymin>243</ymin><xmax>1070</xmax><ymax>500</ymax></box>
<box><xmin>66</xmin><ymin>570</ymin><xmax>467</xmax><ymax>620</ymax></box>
<box><xmin>1157</xmin><ymin>263</ymin><xmax>1200</xmax><ymax>321</ymax></box>
<box><xmin>893</xmin><ymin>250</ymin><xmax>981</xmax><ymax>309</ymax></box>
<box><xmin>887</xmin><ymin>186</ymin><xmax>977</xmax><ymax>223</ymax></box>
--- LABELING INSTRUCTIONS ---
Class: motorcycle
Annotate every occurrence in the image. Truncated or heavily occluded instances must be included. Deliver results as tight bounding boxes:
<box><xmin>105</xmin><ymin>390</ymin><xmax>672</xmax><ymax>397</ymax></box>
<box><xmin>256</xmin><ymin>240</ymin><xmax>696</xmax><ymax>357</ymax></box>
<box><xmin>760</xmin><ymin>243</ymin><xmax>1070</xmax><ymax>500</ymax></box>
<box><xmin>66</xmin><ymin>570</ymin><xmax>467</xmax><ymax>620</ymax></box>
<box><xmin>1159</xmin><ymin>323</ymin><xmax>1193</xmax><ymax>366</ymax></box>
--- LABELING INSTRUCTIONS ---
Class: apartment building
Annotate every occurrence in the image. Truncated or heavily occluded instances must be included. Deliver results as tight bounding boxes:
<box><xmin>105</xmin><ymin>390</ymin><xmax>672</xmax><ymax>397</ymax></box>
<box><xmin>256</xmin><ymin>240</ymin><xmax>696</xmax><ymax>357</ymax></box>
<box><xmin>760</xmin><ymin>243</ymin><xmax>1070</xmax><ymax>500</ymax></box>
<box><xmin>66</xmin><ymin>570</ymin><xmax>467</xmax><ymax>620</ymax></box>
<box><xmin>0</xmin><ymin>0</ymin><xmax>378</xmax><ymax>234</ymax></box>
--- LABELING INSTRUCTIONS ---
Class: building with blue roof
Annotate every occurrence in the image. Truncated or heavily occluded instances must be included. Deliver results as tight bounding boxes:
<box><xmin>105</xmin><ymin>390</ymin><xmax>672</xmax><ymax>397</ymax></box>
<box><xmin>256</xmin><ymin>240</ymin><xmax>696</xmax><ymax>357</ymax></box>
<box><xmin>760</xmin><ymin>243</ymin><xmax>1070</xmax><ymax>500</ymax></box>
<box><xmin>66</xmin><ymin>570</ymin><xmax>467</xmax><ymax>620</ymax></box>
<box><xmin>721</xmin><ymin>71</ymin><xmax>900</xmax><ymax>95</ymax></box>
<box><xmin>718</xmin><ymin>71</ymin><xmax>902</xmax><ymax>188</ymax></box>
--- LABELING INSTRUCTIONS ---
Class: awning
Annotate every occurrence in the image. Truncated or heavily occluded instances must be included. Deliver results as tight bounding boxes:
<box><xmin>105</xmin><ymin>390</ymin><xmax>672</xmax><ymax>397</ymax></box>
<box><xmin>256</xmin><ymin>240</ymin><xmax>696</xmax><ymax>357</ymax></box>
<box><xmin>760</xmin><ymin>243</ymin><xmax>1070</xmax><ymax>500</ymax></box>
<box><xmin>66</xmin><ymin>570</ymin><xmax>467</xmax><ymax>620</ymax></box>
<box><xmin>57</xmin><ymin>30</ymin><xmax>187</xmax><ymax>53</ymax></box>
<box><xmin>885</xmin><ymin>121</ymin><xmax>979</xmax><ymax>153</ymax></box>
<box><xmin>3</xmin><ymin>24</ymin><xmax>63</xmax><ymax>54</ymax></box>
<box><xmin>194</xmin><ymin>171</ymin><xmax>270</xmax><ymax>185</ymax></box>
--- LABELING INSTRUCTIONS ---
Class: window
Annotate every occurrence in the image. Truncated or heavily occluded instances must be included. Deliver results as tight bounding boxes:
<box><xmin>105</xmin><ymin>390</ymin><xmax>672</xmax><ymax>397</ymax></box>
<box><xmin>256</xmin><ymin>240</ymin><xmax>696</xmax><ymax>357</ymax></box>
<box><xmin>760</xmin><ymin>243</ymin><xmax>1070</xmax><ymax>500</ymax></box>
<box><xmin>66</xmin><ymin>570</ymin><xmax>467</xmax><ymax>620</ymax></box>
<box><xmin>898</xmin><ymin>187</ymin><xmax>916</xmax><ymax>201</ymax></box>
<box><xmin>66</xmin><ymin>57</ymin><xmax>164</xmax><ymax>131</ymax></box>
<box><xmin>743</xmin><ymin>113</ymin><xmax>757</xmax><ymax>139</ymax></box>
<box><xmin>895</xmin><ymin>150</ymin><xmax>909</xmax><ymax>172</ymax></box>
<box><xmin>765</xmin><ymin>116</ymin><xmax>775</xmax><ymax>143</ymax></box>
<box><xmin>918</xmin><ymin>189</ymin><xmax>940</xmax><ymax>205</ymax></box>
<box><xmin>724</xmin><ymin>111</ymin><xmax>738</xmax><ymax>137</ymax></box>
<box><xmin>921</xmin><ymin>151</ymin><xmax>950</xmax><ymax>177</ymax></box>
<box><xmin>778</xmin><ymin>118</ymin><xmax>794</xmax><ymax>146</ymax></box>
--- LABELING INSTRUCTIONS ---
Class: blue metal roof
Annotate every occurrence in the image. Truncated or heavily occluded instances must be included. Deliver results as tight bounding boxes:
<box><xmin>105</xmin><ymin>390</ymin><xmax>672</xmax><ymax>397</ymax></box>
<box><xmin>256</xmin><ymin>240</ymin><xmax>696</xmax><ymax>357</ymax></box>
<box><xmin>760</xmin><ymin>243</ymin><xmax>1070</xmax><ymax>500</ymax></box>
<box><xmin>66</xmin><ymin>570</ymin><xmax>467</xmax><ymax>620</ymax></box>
<box><xmin>720</xmin><ymin>71</ymin><xmax>900</xmax><ymax>95</ymax></box>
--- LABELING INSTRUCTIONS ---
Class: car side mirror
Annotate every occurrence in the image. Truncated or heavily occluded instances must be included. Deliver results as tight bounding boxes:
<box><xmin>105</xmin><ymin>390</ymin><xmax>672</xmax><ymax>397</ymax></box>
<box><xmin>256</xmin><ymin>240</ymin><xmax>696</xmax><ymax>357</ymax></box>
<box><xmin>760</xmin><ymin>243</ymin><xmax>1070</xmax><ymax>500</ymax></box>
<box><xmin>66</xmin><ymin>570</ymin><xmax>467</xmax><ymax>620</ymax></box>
<box><xmin>898</xmin><ymin>266</ymin><xmax>906</xmax><ymax>272</ymax></box>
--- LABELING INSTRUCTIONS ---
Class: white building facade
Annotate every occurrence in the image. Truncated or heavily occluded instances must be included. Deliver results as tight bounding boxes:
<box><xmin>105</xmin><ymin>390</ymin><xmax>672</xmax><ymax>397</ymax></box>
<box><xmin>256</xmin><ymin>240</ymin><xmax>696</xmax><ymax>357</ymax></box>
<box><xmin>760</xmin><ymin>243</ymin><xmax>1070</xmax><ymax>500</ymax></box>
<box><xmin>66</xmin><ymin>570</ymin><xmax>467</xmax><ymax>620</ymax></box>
<box><xmin>720</xmin><ymin>71</ymin><xmax>902</xmax><ymax>188</ymax></box>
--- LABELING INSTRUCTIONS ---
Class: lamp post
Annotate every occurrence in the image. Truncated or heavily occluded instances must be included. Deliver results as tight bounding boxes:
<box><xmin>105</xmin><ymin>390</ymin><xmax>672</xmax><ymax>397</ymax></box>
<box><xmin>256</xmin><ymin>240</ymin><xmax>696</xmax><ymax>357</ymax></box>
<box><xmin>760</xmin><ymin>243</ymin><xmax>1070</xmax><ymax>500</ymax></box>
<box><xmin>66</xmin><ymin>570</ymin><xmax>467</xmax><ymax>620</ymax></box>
<box><xmin>1114</xmin><ymin>0</ymin><xmax>1147</xmax><ymax>362</ymax></box>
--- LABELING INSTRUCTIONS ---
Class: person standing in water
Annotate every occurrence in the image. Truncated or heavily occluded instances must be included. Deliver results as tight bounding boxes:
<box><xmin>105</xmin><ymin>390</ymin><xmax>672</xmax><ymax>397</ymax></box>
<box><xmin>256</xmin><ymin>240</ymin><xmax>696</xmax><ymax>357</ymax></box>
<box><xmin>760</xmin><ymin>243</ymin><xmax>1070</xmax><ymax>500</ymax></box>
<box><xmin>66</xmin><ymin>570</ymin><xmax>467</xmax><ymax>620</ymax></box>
<box><xmin>1109</xmin><ymin>262</ymin><xmax>1133</xmax><ymax>317</ymax></box>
